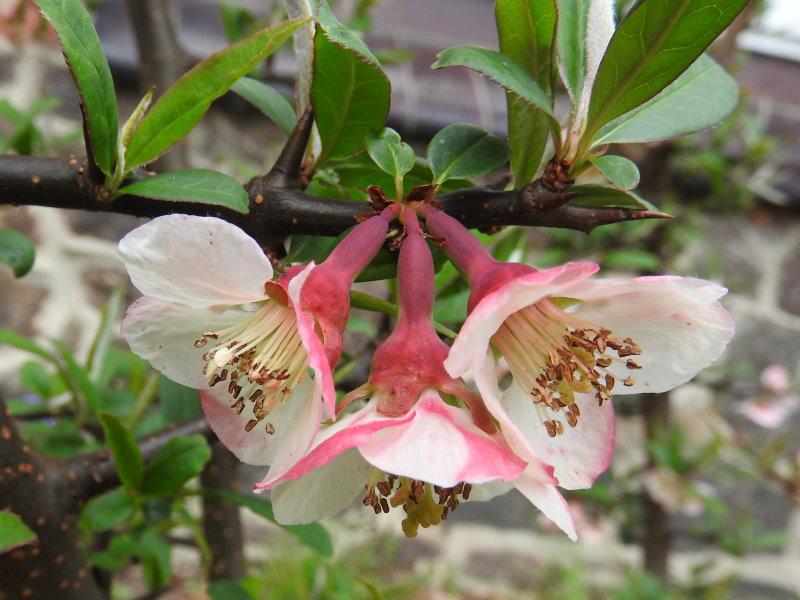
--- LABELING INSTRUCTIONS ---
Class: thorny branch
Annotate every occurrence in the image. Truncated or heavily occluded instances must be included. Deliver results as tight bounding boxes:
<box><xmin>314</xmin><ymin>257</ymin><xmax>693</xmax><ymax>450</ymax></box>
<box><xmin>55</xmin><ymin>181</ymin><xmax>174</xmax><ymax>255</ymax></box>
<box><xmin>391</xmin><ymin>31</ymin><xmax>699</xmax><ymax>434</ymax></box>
<box><xmin>0</xmin><ymin>108</ymin><xmax>668</xmax><ymax>245</ymax></box>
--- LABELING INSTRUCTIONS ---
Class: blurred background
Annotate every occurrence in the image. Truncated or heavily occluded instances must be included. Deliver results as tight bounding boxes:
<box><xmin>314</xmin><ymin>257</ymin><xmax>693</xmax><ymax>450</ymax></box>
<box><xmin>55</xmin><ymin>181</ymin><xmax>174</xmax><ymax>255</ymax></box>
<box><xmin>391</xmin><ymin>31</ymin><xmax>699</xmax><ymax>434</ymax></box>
<box><xmin>1</xmin><ymin>0</ymin><xmax>800</xmax><ymax>598</ymax></box>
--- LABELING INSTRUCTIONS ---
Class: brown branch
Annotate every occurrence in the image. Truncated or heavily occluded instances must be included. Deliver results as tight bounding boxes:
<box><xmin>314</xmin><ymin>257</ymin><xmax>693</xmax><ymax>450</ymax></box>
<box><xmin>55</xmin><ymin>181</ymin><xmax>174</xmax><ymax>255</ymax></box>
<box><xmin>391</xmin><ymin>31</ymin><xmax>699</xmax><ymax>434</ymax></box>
<box><xmin>0</xmin><ymin>153</ymin><xmax>669</xmax><ymax>241</ymax></box>
<box><xmin>60</xmin><ymin>417</ymin><xmax>213</xmax><ymax>504</ymax></box>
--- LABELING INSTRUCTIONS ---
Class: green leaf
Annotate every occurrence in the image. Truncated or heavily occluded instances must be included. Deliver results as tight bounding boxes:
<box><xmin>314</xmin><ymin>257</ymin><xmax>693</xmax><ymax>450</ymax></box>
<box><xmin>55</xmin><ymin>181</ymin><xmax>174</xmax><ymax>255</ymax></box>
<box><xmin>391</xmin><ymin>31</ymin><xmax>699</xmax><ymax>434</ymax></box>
<box><xmin>124</xmin><ymin>17</ymin><xmax>307</xmax><ymax>169</ymax></box>
<box><xmin>35</xmin><ymin>0</ymin><xmax>118</xmax><ymax>174</ymax></box>
<box><xmin>80</xmin><ymin>487</ymin><xmax>135</xmax><ymax>532</ymax></box>
<box><xmin>594</xmin><ymin>54</ymin><xmax>739</xmax><ymax>146</ymax></box>
<box><xmin>53</xmin><ymin>340</ymin><xmax>103</xmax><ymax>413</ymax></box>
<box><xmin>556</xmin><ymin>0</ymin><xmax>588</xmax><ymax>102</ymax></box>
<box><xmin>19</xmin><ymin>361</ymin><xmax>53</xmax><ymax>397</ymax></box>
<box><xmin>604</xmin><ymin>249</ymin><xmax>660</xmax><ymax>272</ymax></box>
<box><xmin>0</xmin><ymin>511</ymin><xmax>36</xmax><ymax>552</ymax></box>
<box><xmin>0</xmin><ymin>228</ymin><xmax>35</xmax><ymax>277</ymax></box>
<box><xmin>99</xmin><ymin>413</ymin><xmax>144</xmax><ymax>492</ymax></box>
<box><xmin>159</xmin><ymin>376</ymin><xmax>202</xmax><ymax>425</ymax></box>
<box><xmin>590</xmin><ymin>155</ymin><xmax>640</xmax><ymax>190</ymax></box>
<box><xmin>585</xmin><ymin>0</ymin><xmax>750</xmax><ymax>141</ymax></box>
<box><xmin>116</xmin><ymin>169</ymin><xmax>249</xmax><ymax>213</ymax></box>
<box><xmin>206</xmin><ymin>489</ymin><xmax>332</xmax><ymax>557</ymax></box>
<box><xmin>312</xmin><ymin>2</ymin><xmax>391</xmax><ymax>166</ymax></box>
<box><xmin>141</xmin><ymin>434</ymin><xmax>211</xmax><ymax>497</ymax></box>
<box><xmin>230</xmin><ymin>77</ymin><xmax>297</xmax><ymax>135</ymax></box>
<box><xmin>366</xmin><ymin>128</ymin><xmax>415</xmax><ymax>182</ymax></box>
<box><xmin>0</xmin><ymin>329</ymin><xmax>54</xmax><ymax>362</ymax></box>
<box><xmin>209</xmin><ymin>580</ymin><xmax>254</xmax><ymax>600</ymax></box>
<box><xmin>427</xmin><ymin>123</ymin><xmax>510</xmax><ymax>184</ymax></box>
<box><xmin>349</xmin><ymin>290</ymin><xmax>457</xmax><ymax>339</ymax></box>
<box><xmin>570</xmin><ymin>184</ymin><xmax>657</xmax><ymax>210</ymax></box>
<box><xmin>495</xmin><ymin>0</ymin><xmax>557</xmax><ymax>185</ymax></box>
<box><xmin>432</xmin><ymin>45</ymin><xmax>555</xmax><ymax>122</ymax></box>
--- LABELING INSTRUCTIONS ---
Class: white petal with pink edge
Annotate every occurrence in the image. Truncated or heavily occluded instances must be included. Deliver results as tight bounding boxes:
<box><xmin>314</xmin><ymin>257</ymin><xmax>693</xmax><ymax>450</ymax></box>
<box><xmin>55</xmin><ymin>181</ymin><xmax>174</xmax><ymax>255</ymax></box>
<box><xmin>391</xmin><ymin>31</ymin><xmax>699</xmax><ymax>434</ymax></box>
<box><xmin>287</xmin><ymin>263</ymin><xmax>337</xmax><ymax>420</ymax></box>
<box><xmin>201</xmin><ymin>378</ymin><xmax>321</xmax><ymax>467</ymax></box>
<box><xmin>119</xmin><ymin>215</ymin><xmax>273</xmax><ymax>308</ymax></box>
<box><xmin>256</xmin><ymin>398</ymin><xmax>413</xmax><ymax>489</ymax></box>
<box><xmin>472</xmin><ymin>351</ymin><xmax>558</xmax><ymax>486</ymax></box>
<box><xmin>121</xmin><ymin>297</ymin><xmax>245</xmax><ymax>388</ymax></box>
<box><xmin>501</xmin><ymin>383</ymin><xmax>615</xmax><ymax>490</ymax></box>
<box><xmin>514</xmin><ymin>471</ymin><xmax>578</xmax><ymax>541</ymax></box>
<box><xmin>565</xmin><ymin>276</ymin><xmax>735</xmax><ymax>394</ymax></box>
<box><xmin>445</xmin><ymin>262</ymin><xmax>599</xmax><ymax>378</ymax></box>
<box><xmin>271</xmin><ymin>449</ymin><xmax>373</xmax><ymax>524</ymax></box>
<box><xmin>358</xmin><ymin>390</ymin><xmax>527</xmax><ymax>488</ymax></box>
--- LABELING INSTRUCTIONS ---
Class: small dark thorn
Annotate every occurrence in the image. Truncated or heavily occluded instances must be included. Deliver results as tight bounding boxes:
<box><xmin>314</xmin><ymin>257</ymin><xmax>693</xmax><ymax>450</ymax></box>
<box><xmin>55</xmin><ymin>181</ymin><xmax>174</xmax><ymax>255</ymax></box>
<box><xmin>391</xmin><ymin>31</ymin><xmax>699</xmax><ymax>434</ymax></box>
<box><xmin>265</xmin><ymin>106</ymin><xmax>315</xmax><ymax>188</ymax></box>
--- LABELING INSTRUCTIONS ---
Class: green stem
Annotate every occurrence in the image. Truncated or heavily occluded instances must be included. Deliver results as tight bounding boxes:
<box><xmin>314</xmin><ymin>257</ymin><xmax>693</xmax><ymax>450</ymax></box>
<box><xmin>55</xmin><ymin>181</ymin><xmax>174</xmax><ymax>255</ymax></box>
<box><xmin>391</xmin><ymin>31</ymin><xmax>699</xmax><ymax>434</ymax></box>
<box><xmin>127</xmin><ymin>371</ymin><xmax>160</xmax><ymax>429</ymax></box>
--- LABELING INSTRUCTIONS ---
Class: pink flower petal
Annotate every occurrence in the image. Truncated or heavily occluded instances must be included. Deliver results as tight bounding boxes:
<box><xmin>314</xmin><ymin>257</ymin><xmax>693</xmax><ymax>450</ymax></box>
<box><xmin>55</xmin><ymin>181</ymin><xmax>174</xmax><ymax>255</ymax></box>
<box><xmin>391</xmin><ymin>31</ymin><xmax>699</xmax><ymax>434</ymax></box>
<box><xmin>501</xmin><ymin>383</ymin><xmax>615</xmax><ymax>490</ymax></box>
<box><xmin>271</xmin><ymin>449</ymin><xmax>372</xmax><ymax>524</ymax></box>
<box><xmin>121</xmin><ymin>297</ymin><xmax>244</xmax><ymax>388</ymax></box>
<box><xmin>472</xmin><ymin>352</ymin><xmax>557</xmax><ymax>485</ymax></box>
<box><xmin>255</xmin><ymin>398</ymin><xmax>413</xmax><ymax>489</ymax></box>
<box><xmin>201</xmin><ymin>378</ymin><xmax>321</xmax><ymax>467</ymax></box>
<box><xmin>445</xmin><ymin>262</ymin><xmax>598</xmax><ymax>378</ymax></box>
<box><xmin>514</xmin><ymin>472</ymin><xmax>577</xmax><ymax>541</ymax></box>
<box><xmin>119</xmin><ymin>215</ymin><xmax>272</xmax><ymax>308</ymax></box>
<box><xmin>358</xmin><ymin>390</ymin><xmax>527</xmax><ymax>488</ymax></box>
<box><xmin>288</xmin><ymin>263</ymin><xmax>337</xmax><ymax>420</ymax></box>
<box><xmin>566</xmin><ymin>276</ymin><xmax>735</xmax><ymax>394</ymax></box>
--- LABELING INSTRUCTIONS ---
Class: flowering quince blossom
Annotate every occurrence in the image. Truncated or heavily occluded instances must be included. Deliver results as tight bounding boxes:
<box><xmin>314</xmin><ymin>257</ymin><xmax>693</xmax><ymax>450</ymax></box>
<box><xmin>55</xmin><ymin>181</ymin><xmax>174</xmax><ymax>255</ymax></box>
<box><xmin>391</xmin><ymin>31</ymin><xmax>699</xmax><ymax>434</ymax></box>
<box><xmin>737</xmin><ymin>364</ymin><xmax>798</xmax><ymax>429</ymax></box>
<box><xmin>255</xmin><ymin>211</ymin><xmax>578</xmax><ymax>540</ymax></box>
<box><xmin>422</xmin><ymin>205</ymin><xmax>735</xmax><ymax>490</ymax></box>
<box><xmin>119</xmin><ymin>208</ymin><xmax>398</xmax><ymax>468</ymax></box>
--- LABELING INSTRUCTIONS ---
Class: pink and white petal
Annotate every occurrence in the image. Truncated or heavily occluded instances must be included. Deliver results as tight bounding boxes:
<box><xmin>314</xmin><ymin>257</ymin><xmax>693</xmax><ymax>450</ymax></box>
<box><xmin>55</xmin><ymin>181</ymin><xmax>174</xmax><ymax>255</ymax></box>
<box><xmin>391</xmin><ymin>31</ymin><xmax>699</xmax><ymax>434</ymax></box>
<box><xmin>119</xmin><ymin>215</ymin><xmax>272</xmax><ymax>308</ymax></box>
<box><xmin>467</xmin><ymin>481</ymin><xmax>514</xmax><ymax>502</ymax></box>
<box><xmin>502</xmin><ymin>383</ymin><xmax>615</xmax><ymax>490</ymax></box>
<box><xmin>287</xmin><ymin>263</ymin><xmax>337</xmax><ymax>419</ymax></box>
<box><xmin>256</xmin><ymin>398</ymin><xmax>413</xmax><ymax>489</ymax></box>
<box><xmin>445</xmin><ymin>262</ymin><xmax>598</xmax><ymax>378</ymax></box>
<box><xmin>201</xmin><ymin>378</ymin><xmax>320</xmax><ymax>467</ymax></box>
<box><xmin>358</xmin><ymin>390</ymin><xmax>526</xmax><ymax>488</ymax></box>
<box><xmin>121</xmin><ymin>297</ymin><xmax>245</xmax><ymax>388</ymax></box>
<box><xmin>514</xmin><ymin>472</ymin><xmax>577</xmax><ymax>541</ymax></box>
<box><xmin>472</xmin><ymin>351</ymin><xmax>558</xmax><ymax>485</ymax></box>
<box><xmin>271</xmin><ymin>449</ymin><xmax>373</xmax><ymax>524</ymax></box>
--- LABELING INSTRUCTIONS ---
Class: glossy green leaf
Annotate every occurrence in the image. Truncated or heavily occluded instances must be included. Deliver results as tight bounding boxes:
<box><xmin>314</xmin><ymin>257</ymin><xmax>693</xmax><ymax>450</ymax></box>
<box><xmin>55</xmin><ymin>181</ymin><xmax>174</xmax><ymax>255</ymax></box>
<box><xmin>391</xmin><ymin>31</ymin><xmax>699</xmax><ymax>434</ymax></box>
<box><xmin>590</xmin><ymin>155</ymin><xmax>640</xmax><ymax>190</ymax></box>
<box><xmin>125</xmin><ymin>17</ymin><xmax>308</xmax><ymax>169</ymax></box>
<box><xmin>35</xmin><ymin>0</ymin><xmax>118</xmax><ymax>174</ymax></box>
<box><xmin>230</xmin><ymin>77</ymin><xmax>297</xmax><ymax>134</ymax></box>
<box><xmin>604</xmin><ymin>249</ymin><xmax>660</xmax><ymax>272</ymax></box>
<box><xmin>556</xmin><ymin>0</ymin><xmax>588</xmax><ymax>102</ymax></box>
<box><xmin>366</xmin><ymin>128</ymin><xmax>415</xmax><ymax>181</ymax></box>
<box><xmin>585</xmin><ymin>0</ymin><xmax>750</xmax><ymax>140</ymax></box>
<box><xmin>570</xmin><ymin>184</ymin><xmax>657</xmax><ymax>210</ymax></box>
<box><xmin>432</xmin><ymin>45</ymin><xmax>555</xmax><ymax>120</ymax></box>
<box><xmin>80</xmin><ymin>487</ymin><xmax>135</xmax><ymax>532</ymax></box>
<box><xmin>495</xmin><ymin>0</ymin><xmax>557</xmax><ymax>185</ymax></box>
<box><xmin>207</xmin><ymin>489</ymin><xmax>333</xmax><ymax>557</ymax></box>
<box><xmin>0</xmin><ymin>511</ymin><xmax>36</xmax><ymax>552</ymax></box>
<box><xmin>116</xmin><ymin>169</ymin><xmax>249</xmax><ymax>213</ymax></box>
<box><xmin>141</xmin><ymin>434</ymin><xmax>211</xmax><ymax>497</ymax></box>
<box><xmin>99</xmin><ymin>413</ymin><xmax>144</xmax><ymax>492</ymax></box>
<box><xmin>427</xmin><ymin>123</ymin><xmax>510</xmax><ymax>184</ymax></box>
<box><xmin>0</xmin><ymin>228</ymin><xmax>35</xmax><ymax>277</ymax></box>
<box><xmin>312</xmin><ymin>2</ymin><xmax>391</xmax><ymax>166</ymax></box>
<box><xmin>594</xmin><ymin>54</ymin><xmax>739</xmax><ymax>146</ymax></box>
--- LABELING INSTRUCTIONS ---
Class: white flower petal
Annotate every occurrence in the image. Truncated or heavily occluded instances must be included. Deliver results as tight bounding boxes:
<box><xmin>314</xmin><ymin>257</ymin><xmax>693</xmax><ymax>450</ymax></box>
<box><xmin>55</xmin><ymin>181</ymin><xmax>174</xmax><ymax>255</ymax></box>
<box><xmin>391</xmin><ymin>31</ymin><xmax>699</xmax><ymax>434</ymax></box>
<box><xmin>514</xmin><ymin>473</ymin><xmax>577</xmax><ymax>541</ymax></box>
<box><xmin>201</xmin><ymin>378</ymin><xmax>320</xmax><ymax>467</ymax></box>
<box><xmin>567</xmin><ymin>277</ymin><xmax>734</xmax><ymax>394</ymax></box>
<box><xmin>501</xmin><ymin>383</ymin><xmax>615</xmax><ymax>490</ymax></box>
<box><xmin>121</xmin><ymin>297</ymin><xmax>244</xmax><ymax>388</ymax></box>
<box><xmin>119</xmin><ymin>215</ymin><xmax>273</xmax><ymax>308</ymax></box>
<box><xmin>271</xmin><ymin>449</ymin><xmax>372</xmax><ymax>524</ymax></box>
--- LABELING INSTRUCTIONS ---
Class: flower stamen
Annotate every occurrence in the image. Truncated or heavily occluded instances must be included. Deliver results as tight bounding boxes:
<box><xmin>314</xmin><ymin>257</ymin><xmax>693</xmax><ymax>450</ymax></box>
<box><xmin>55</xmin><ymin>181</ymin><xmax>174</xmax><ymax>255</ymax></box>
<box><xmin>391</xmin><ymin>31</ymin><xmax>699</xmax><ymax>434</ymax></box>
<box><xmin>492</xmin><ymin>299</ymin><xmax>641</xmax><ymax>437</ymax></box>
<box><xmin>194</xmin><ymin>301</ymin><xmax>309</xmax><ymax>436</ymax></box>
